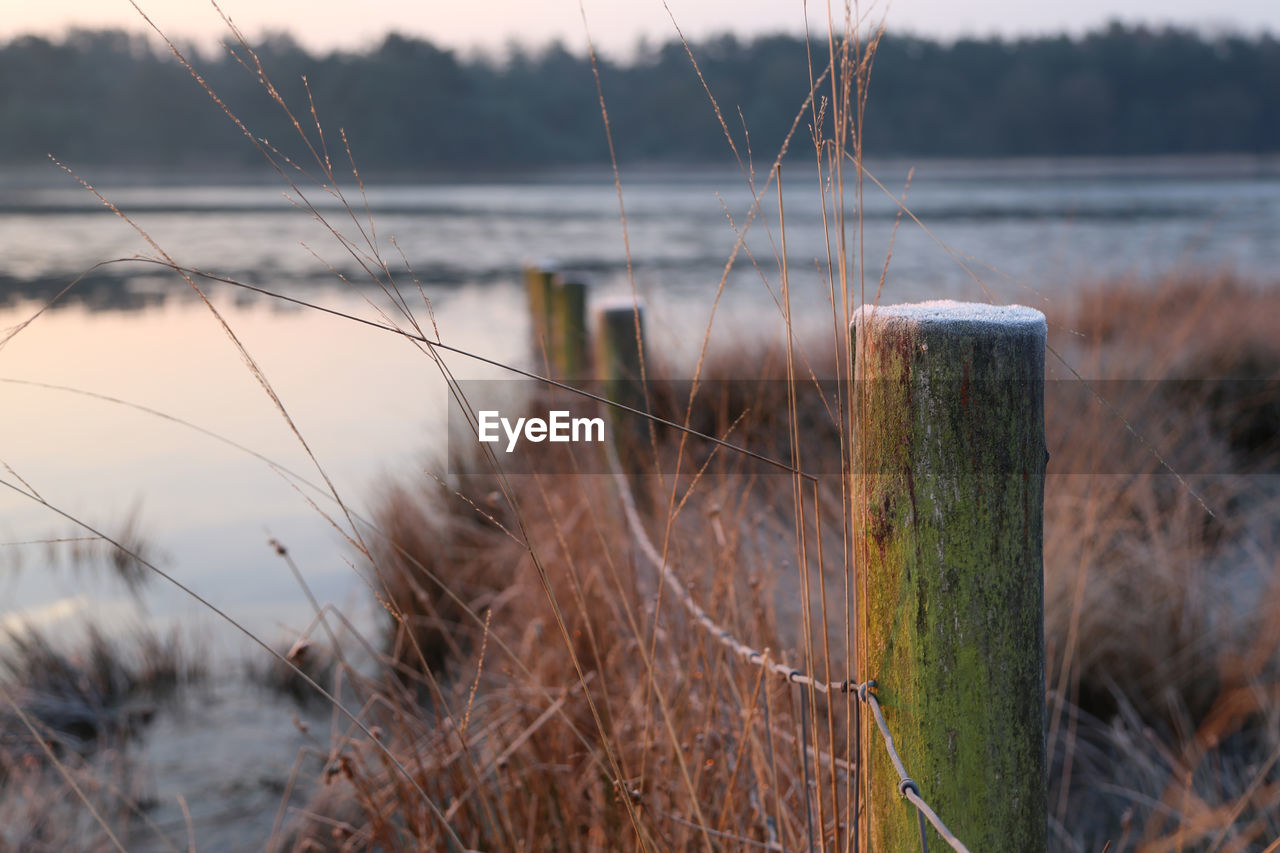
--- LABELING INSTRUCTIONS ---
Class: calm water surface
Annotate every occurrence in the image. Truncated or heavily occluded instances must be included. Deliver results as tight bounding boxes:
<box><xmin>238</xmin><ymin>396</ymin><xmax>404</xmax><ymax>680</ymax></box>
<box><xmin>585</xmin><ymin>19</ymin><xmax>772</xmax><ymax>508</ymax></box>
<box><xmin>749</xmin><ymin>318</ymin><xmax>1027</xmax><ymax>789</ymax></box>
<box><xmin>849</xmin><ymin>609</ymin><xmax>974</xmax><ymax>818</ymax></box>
<box><xmin>2</xmin><ymin>156</ymin><xmax>1278</xmax><ymax>638</ymax></box>
<box><xmin>2</xmin><ymin>156</ymin><xmax>1278</xmax><ymax>845</ymax></box>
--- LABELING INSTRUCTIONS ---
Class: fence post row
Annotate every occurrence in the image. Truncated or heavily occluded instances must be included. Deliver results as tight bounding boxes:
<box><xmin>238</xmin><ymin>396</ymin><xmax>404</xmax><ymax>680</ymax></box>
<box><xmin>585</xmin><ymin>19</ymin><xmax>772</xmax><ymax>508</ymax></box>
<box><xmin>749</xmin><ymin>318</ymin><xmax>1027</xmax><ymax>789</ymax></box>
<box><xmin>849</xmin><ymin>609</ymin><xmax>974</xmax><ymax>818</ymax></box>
<box><xmin>522</xmin><ymin>268</ymin><xmax>1048</xmax><ymax>849</ymax></box>
<box><xmin>524</xmin><ymin>264</ymin><xmax>647</xmax><ymax>472</ymax></box>
<box><xmin>852</xmin><ymin>301</ymin><xmax>1048</xmax><ymax>851</ymax></box>
<box><xmin>524</xmin><ymin>264</ymin><xmax>590</xmax><ymax>380</ymax></box>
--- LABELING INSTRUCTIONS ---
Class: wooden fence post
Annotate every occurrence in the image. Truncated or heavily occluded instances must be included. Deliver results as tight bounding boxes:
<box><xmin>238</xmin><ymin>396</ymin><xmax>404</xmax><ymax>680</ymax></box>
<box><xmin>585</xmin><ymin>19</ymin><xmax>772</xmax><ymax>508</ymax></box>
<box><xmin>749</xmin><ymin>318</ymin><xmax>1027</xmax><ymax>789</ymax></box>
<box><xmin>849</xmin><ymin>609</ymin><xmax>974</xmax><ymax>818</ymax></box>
<box><xmin>596</xmin><ymin>301</ymin><xmax>648</xmax><ymax>475</ymax></box>
<box><xmin>524</xmin><ymin>264</ymin><xmax>556</xmax><ymax>367</ymax></box>
<box><xmin>852</xmin><ymin>301</ymin><xmax>1047</xmax><ymax>851</ymax></box>
<box><xmin>552</xmin><ymin>279</ymin><xmax>589</xmax><ymax>379</ymax></box>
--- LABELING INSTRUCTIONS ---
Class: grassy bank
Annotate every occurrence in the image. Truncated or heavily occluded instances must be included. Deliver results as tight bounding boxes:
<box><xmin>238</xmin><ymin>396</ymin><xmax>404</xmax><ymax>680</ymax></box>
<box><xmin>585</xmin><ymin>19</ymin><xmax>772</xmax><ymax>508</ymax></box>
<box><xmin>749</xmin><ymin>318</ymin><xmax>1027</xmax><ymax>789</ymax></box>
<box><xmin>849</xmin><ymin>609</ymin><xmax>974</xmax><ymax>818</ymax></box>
<box><xmin>270</xmin><ymin>274</ymin><xmax>1278</xmax><ymax>850</ymax></box>
<box><xmin>3</xmin><ymin>6</ymin><xmax>1279</xmax><ymax>851</ymax></box>
<box><xmin>3</xmin><ymin>232</ymin><xmax>1277</xmax><ymax>849</ymax></box>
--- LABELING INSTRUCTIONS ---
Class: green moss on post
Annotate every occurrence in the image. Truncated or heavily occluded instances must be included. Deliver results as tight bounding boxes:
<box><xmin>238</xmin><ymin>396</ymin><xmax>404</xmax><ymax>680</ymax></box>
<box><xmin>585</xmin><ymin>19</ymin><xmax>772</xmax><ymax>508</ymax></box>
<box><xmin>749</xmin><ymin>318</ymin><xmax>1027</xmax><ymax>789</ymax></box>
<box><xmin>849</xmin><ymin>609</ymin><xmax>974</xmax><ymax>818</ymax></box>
<box><xmin>552</xmin><ymin>279</ymin><xmax>589</xmax><ymax>379</ymax></box>
<box><xmin>596</xmin><ymin>302</ymin><xmax>648</xmax><ymax>475</ymax></box>
<box><xmin>852</xmin><ymin>301</ymin><xmax>1047</xmax><ymax>852</ymax></box>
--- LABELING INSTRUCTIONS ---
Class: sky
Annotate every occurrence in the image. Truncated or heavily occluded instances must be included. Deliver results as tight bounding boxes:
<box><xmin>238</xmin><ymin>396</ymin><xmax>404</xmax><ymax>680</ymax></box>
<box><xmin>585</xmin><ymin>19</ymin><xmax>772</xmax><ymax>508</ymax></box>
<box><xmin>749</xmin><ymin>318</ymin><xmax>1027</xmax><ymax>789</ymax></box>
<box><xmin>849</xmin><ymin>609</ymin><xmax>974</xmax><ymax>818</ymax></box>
<box><xmin>3</xmin><ymin>0</ymin><xmax>1278</xmax><ymax>56</ymax></box>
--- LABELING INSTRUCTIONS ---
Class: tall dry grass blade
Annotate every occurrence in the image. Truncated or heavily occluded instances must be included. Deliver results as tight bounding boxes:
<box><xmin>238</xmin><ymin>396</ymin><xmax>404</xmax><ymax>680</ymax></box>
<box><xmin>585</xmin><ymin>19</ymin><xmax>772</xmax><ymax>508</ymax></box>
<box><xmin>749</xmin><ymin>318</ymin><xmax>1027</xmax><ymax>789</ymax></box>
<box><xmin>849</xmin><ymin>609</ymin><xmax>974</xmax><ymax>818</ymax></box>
<box><xmin>0</xmin><ymin>475</ymin><xmax>466</xmax><ymax>848</ymax></box>
<box><xmin>0</xmin><ymin>684</ymin><xmax>129</xmax><ymax>853</ymax></box>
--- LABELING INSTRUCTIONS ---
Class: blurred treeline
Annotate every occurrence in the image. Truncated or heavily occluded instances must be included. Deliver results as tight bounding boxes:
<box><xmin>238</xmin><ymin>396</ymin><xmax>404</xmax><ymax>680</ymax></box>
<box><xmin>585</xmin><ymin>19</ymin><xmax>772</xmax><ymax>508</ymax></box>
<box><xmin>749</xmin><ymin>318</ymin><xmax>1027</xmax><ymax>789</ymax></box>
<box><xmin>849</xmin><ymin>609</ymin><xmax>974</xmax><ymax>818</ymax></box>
<box><xmin>3</xmin><ymin>23</ymin><xmax>1278</xmax><ymax>170</ymax></box>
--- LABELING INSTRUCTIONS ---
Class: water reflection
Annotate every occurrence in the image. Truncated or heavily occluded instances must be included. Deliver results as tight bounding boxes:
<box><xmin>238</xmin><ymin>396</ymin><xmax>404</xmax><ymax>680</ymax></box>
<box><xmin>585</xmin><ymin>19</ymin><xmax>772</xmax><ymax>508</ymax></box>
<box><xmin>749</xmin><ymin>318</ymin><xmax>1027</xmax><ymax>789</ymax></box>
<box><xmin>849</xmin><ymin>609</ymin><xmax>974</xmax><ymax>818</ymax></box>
<box><xmin>3</xmin><ymin>158</ymin><xmax>1279</xmax><ymax>319</ymax></box>
<box><xmin>2</xmin><ymin>157</ymin><xmax>1278</xmax><ymax>637</ymax></box>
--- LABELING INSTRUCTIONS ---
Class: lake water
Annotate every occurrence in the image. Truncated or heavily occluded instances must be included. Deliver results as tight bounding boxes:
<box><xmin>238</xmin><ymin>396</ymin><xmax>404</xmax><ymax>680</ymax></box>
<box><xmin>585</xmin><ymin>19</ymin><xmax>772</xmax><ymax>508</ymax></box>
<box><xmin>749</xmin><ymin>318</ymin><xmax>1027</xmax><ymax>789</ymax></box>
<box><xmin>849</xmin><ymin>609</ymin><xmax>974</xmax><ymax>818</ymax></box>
<box><xmin>2</xmin><ymin>155</ymin><xmax>1278</xmax><ymax>846</ymax></box>
<box><xmin>2</xmin><ymin>156</ymin><xmax>1279</xmax><ymax>645</ymax></box>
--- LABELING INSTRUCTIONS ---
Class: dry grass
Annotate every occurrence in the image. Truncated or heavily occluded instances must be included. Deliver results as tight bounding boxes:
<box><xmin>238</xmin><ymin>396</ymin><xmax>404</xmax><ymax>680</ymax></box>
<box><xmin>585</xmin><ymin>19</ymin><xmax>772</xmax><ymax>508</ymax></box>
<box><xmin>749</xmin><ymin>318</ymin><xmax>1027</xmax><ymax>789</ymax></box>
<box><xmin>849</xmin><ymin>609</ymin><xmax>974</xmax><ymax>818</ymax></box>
<box><xmin>7</xmin><ymin>5</ymin><xmax>1278</xmax><ymax>851</ymax></box>
<box><xmin>5</xmin><ymin>270</ymin><xmax>1270</xmax><ymax>849</ymax></box>
<box><xmin>281</xmin><ymin>446</ymin><xmax>833</xmax><ymax>850</ymax></box>
<box><xmin>1042</xmin><ymin>273</ymin><xmax>1280</xmax><ymax>850</ymax></box>
<box><xmin>246</xmin><ymin>633</ymin><xmax>342</xmax><ymax>707</ymax></box>
<box><xmin>0</xmin><ymin>621</ymin><xmax>203</xmax><ymax>852</ymax></box>
<box><xmin>0</xmin><ymin>745</ymin><xmax>152</xmax><ymax>853</ymax></box>
<box><xmin>264</xmin><ymin>272</ymin><xmax>1280</xmax><ymax>852</ymax></box>
<box><xmin>1</xmin><ymin>623</ymin><xmax>202</xmax><ymax>751</ymax></box>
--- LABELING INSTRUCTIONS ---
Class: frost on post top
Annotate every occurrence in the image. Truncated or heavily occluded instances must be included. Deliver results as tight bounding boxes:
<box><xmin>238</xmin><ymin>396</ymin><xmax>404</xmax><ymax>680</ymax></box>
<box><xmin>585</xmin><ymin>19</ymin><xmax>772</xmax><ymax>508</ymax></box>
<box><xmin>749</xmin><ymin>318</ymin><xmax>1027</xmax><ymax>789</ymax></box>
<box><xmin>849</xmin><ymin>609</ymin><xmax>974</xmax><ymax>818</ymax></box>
<box><xmin>852</xmin><ymin>300</ymin><xmax>1046</xmax><ymax>333</ymax></box>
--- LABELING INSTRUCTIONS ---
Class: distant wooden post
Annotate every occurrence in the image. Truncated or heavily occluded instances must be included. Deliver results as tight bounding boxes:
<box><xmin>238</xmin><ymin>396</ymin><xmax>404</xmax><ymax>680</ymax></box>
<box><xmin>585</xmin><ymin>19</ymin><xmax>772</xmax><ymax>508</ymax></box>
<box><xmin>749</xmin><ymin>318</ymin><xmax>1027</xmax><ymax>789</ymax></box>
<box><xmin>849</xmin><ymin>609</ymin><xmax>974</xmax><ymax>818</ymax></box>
<box><xmin>551</xmin><ymin>279</ymin><xmax>589</xmax><ymax>379</ymax></box>
<box><xmin>852</xmin><ymin>301</ymin><xmax>1047</xmax><ymax>852</ymax></box>
<box><xmin>524</xmin><ymin>264</ymin><xmax>556</xmax><ymax>367</ymax></box>
<box><xmin>596</xmin><ymin>301</ymin><xmax>648</xmax><ymax>474</ymax></box>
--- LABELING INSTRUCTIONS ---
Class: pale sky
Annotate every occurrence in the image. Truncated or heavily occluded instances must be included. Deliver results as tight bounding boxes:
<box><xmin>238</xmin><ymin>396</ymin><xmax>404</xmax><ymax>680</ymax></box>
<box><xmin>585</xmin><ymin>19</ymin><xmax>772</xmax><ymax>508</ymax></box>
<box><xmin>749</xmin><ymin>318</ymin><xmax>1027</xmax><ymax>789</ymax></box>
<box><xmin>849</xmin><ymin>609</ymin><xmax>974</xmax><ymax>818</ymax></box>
<box><xmin>4</xmin><ymin>0</ymin><xmax>1278</xmax><ymax>56</ymax></box>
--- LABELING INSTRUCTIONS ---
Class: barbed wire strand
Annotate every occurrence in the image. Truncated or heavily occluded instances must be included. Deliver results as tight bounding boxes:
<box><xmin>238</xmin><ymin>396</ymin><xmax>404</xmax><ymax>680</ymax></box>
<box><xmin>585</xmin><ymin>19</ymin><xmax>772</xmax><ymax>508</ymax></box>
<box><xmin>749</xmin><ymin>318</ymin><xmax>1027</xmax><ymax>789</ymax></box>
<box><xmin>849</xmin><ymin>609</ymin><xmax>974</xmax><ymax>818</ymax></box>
<box><xmin>605</xmin><ymin>439</ymin><xmax>972</xmax><ymax>853</ymax></box>
<box><xmin>860</xmin><ymin>682</ymin><xmax>971</xmax><ymax>853</ymax></box>
<box><xmin>607</xmin><ymin>442</ymin><xmax>846</xmax><ymax>693</ymax></box>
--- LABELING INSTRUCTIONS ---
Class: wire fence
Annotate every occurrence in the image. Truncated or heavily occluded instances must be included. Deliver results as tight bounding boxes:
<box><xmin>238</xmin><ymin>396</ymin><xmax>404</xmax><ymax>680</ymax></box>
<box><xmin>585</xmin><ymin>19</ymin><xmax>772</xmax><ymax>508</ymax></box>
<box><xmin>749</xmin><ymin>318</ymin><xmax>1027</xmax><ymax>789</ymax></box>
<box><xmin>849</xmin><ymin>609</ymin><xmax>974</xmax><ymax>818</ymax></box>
<box><xmin>605</xmin><ymin>439</ymin><xmax>973</xmax><ymax>853</ymax></box>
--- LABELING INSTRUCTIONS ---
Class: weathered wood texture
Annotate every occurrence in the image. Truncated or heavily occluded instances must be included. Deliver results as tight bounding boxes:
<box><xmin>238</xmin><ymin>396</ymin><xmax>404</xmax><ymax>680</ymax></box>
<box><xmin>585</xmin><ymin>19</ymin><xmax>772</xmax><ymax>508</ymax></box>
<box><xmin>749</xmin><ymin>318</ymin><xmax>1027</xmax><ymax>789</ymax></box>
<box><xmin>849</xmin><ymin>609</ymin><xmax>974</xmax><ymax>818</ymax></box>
<box><xmin>595</xmin><ymin>302</ymin><xmax>648</xmax><ymax>474</ymax></box>
<box><xmin>852</xmin><ymin>302</ymin><xmax>1048</xmax><ymax>852</ymax></box>
<box><xmin>551</xmin><ymin>279</ymin><xmax>588</xmax><ymax>379</ymax></box>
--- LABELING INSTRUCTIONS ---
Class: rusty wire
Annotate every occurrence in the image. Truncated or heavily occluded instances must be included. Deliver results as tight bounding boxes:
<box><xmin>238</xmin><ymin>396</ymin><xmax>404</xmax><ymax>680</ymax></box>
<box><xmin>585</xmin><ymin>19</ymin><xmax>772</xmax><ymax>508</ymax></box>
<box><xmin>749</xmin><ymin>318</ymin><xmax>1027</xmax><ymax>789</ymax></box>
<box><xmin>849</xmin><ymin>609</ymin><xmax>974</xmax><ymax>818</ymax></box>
<box><xmin>607</xmin><ymin>442</ymin><xmax>972</xmax><ymax>853</ymax></box>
